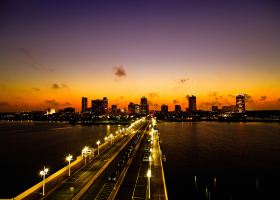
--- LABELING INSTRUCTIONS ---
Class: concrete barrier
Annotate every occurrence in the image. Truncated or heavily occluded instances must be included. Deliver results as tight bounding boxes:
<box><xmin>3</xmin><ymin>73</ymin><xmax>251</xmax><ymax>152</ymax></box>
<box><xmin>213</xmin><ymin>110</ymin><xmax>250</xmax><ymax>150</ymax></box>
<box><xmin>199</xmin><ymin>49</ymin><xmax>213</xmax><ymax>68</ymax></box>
<box><xmin>14</xmin><ymin>156</ymin><xmax>83</xmax><ymax>200</ymax></box>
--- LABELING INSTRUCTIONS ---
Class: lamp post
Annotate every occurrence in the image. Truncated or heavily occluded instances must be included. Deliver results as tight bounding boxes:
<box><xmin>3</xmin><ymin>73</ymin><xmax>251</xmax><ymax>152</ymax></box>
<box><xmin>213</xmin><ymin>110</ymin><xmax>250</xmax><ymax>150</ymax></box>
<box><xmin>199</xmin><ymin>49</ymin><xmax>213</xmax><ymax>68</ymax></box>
<box><xmin>40</xmin><ymin>166</ymin><xmax>49</xmax><ymax>196</ymax></box>
<box><xmin>147</xmin><ymin>169</ymin><xmax>151</xmax><ymax>199</ymax></box>
<box><xmin>66</xmin><ymin>154</ymin><xmax>73</xmax><ymax>176</ymax></box>
<box><xmin>110</xmin><ymin>133</ymin><xmax>113</xmax><ymax>145</ymax></box>
<box><xmin>96</xmin><ymin>140</ymin><xmax>100</xmax><ymax>155</ymax></box>
<box><xmin>149</xmin><ymin>155</ymin><xmax>152</xmax><ymax>170</ymax></box>
<box><xmin>82</xmin><ymin>146</ymin><xmax>89</xmax><ymax>165</ymax></box>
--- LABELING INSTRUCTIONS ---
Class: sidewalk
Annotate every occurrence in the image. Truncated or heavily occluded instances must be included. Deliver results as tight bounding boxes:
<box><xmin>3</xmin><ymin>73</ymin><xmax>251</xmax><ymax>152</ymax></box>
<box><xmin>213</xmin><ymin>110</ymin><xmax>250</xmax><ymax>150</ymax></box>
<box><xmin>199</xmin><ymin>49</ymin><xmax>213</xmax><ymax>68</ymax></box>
<box><xmin>150</xmin><ymin>131</ymin><xmax>168</xmax><ymax>200</ymax></box>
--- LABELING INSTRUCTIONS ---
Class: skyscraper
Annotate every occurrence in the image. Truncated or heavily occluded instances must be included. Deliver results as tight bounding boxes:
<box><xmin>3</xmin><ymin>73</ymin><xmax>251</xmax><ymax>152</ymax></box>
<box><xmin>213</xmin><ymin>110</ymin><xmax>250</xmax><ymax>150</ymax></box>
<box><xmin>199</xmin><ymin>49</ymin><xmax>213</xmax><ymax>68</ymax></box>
<box><xmin>92</xmin><ymin>99</ymin><xmax>103</xmax><ymax>114</ymax></box>
<box><xmin>161</xmin><ymin>104</ymin><xmax>168</xmax><ymax>114</ymax></box>
<box><xmin>236</xmin><ymin>94</ymin><xmax>245</xmax><ymax>113</ymax></box>
<box><xmin>103</xmin><ymin>97</ymin><xmax>108</xmax><ymax>113</ymax></box>
<box><xmin>82</xmin><ymin>97</ymin><xmax>88</xmax><ymax>112</ymax></box>
<box><xmin>128</xmin><ymin>102</ymin><xmax>135</xmax><ymax>114</ymax></box>
<box><xmin>140</xmin><ymin>96</ymin><xmax>149</xmax><ymax>114</ymax></box>
<box><xmin>188</xmin><ymin>95</ymin><xmax>196</xmax><ymax>112</ymax></box>
<box><xmin>175</xmin><ymin>105</ymin><xmax>181</xmax><ymax>113</ymax></box>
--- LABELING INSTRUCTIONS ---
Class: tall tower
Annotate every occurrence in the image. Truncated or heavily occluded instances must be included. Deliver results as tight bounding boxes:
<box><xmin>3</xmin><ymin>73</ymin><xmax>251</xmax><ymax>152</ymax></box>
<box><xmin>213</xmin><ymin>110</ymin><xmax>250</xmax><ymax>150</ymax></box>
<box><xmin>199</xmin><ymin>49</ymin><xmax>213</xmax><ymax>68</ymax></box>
<box><xmin>82</xmin><ymin>97</ymin><xmax>88</xmax><ymax>112</ymax></box>
<box><xmin>140</xmin><ymin>96</ymin><xmax>149</xmax><ymax>114</ymax></box>
<box><xmin>188</xmin><ymin>95</ymin><xmax>196</xmax><ymax>112</ymax></box>
<box><xmin>236</xmin><ymin>94</ymin><xmax>245</xmax><ymax>113</ymax></box>
<box><xmin>161</xmin><ymin>104</ymin><xmax>168</xmax><ymax>114</ymax></box>
<box><xmin>103</xmin><ymin>97</ymin><xmax>108</xmax><ymax>113</ymax></box>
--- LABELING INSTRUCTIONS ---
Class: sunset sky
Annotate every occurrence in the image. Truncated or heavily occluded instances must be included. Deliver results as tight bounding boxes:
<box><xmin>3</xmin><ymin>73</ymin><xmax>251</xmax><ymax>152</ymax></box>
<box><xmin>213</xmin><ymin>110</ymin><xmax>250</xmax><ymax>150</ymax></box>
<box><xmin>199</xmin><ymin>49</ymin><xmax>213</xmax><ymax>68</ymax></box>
<box><xmin>0</xmin><ymin>0</ymin><xmax>279</xmax><ymax>112</ymax></box>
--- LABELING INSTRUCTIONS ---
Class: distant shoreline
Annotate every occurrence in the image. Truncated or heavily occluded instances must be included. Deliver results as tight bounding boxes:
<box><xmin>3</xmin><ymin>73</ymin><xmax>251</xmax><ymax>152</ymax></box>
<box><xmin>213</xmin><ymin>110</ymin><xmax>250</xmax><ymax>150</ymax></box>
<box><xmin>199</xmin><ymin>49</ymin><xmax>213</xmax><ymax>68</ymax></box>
<box><xmin>0</xmin><ymin>119</ymin><xmax>279</xmax><ymax>124</ymax></box>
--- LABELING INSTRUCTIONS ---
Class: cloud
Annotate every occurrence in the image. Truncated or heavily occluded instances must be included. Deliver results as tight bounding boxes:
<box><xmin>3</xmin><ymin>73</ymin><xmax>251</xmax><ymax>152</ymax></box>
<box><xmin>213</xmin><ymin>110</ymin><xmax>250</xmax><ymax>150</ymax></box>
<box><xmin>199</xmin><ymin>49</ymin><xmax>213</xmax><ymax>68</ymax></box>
<box><xmin>148</xmin><ymin>100</ymin><xmax>154</xmax><ymax>106</ymax></box>
<box><xmin>17</xmin><ymin>48</ymin><xmax>36</xmax><ymax>61</ymax></box>
<box><xmin>62</xmin><ymin>84</ymin><xmax>68</xmax><ymax>88</ymax></box>
<box><xmin>148</xmin><ymin>93</ymin><xmax>159</xmax><ymax>98</ymax></box>
<box><xmin>17</xmin><ymin>47</ymin><xmax>55</xmax><ymax>72</ymax></box>
<box><xmin>209</xmin><ymin>92</ymin><xmax>218</xmax><ymax>97</ymax></box>
<box><xmin>278</xmin><ymin>98</ymin><xmax>280</xmax><ymax>102</ymax></box>
<box><xmin>63</xmin><ymin>102</ymin><xmax>72</xmax><ymax>106</ymax></box>
<box><xmin>113</xmin><ymin>65</ymin><xmax>126</xmax><ymax>78</ymax></box>
<box><xmin>44</xmin><ymin>100</ymin><xmax>71</xmax><ymax>108</ymax></box>
<box><xmin>32</xmin><ymin>88</ymin><xmax>40</xmax><ymax>92</ymax></box>
<box><xmin>51</xmin><ymin>83</ymin><xmax>69</xmax><ymax>89</ymax></box>
<box><xmin>0</xmin><ymin>101</ymin><xmax>9</xmax><ymax>107</ymax></box>
<box><xmin>45</xmin><ymin>100</ymin><xmax>59</xmax><ymax>107</ymax></box>
<box><xmin>173</xmin><ymin>99</ymin><xmax>180</xmax><ymax>104</ymax></box>
<box><xmin>179</xmin><ymin>78</ymin><xmax>189</xmax><ymax>84</ymax></box>
<box><xmin>244</xmin><ymin>94</ymin><xmax>254</xmax><ymax>103</ymax></box>
<box><xmin>52</xmin><ymin>84</ymin><xmax>60</xmax><ymax>89</ymax></box>
<box><xmin>259</xmin><ymin>96</ymin><xmax>267</xmax><ymax>101</ymax></box>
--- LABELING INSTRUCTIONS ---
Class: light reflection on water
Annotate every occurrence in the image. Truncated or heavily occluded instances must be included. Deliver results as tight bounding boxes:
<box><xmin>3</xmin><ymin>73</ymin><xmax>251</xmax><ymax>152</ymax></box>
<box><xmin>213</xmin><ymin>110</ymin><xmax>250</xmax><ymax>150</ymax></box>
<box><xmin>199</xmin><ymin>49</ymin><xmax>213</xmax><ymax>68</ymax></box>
<box><xmin>0</xmin><ymin>121</ymin><xmax>126</xmax><ymax>198</ymax></box>
<box><xmin>158</xmin><ymin>121</ymin><xmax>280</xmax><ymax>200</ymax></box>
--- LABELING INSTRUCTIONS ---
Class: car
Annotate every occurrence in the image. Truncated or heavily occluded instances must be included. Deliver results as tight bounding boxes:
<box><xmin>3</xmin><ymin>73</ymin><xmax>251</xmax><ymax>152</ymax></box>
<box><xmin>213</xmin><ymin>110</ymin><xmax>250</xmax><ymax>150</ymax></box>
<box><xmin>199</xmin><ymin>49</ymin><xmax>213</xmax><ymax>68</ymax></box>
<box><xmin>144</xmin><ymin>146</ymin><xmax>150</xmax><ymax>152</ymax></box>
<box><xmin>125</xmin><ymin>149</ymin><xmax>132</xmax><ymax>157</ymax></box>
<box><xmin>108</xmin><ymin>171</ymin><xmax>119</xmax><ymax>182</ymax></box>
<box><xmin>117</xmin><ymin>159</ymin><xmax>125</xmax><ymax>168</ymax></box>
<box><xmin>143</xmin><ymin>154</ymin><xmax>149</xmax><ymax>162</ymax></box>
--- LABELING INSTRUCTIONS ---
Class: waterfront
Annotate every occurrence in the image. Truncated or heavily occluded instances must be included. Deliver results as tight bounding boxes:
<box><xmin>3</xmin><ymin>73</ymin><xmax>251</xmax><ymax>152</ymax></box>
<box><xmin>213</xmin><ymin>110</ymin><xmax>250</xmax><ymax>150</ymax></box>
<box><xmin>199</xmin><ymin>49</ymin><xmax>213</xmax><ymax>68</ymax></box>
<box><xmin>0</xmin><ymin>121</ymin><xmax>280</xmax><ymax>199</ymax></box>
<box><xmin>0</xmin><ymin>121</ymin><xmax>125</xmax><ymax>198</ymax></box>
<box><xmin>158</xmin><ymin>121</ymin><xmax>280</xmax><ymax>200</ymax></box>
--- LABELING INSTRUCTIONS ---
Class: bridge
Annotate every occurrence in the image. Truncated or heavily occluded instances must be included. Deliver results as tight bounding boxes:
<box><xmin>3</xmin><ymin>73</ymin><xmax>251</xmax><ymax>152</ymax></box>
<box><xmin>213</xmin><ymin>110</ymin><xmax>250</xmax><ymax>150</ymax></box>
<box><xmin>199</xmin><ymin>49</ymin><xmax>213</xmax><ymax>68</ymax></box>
<box><xmin>12</xmin><ymin>117</ymin><xmax>168</xmax><ymax>200</ymax></box>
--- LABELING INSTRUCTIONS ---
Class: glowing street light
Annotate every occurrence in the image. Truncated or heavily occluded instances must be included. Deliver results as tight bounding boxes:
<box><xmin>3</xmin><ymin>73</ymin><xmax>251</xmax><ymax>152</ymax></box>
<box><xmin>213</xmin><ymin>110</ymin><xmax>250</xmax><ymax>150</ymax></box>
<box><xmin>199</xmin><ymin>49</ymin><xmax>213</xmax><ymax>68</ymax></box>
<box><xmin>40</xmin><ymin>166</ymin><xmax>49</xmax><ymax>196</ymax></box>
<box><xmin>82</xmin><ymin>146</ymin><xmax>89</xmax><ymax>165</ymax></box>
<box><xmin>110</xmin><ymin>133</ymin><xmax>113</xmax><ymax>145</ymax></box>
<box><xmin>149</xmin><ymin>155</ymin><xmax>152</xmax><ymax>170</ymax></box>
<box><xmin>96</xmin><ymin>140</ymin><xmax>100</xmax><ymax>155</ymax></box>
<box><xmin>147</xmin><ymin>169</ymin><xmax>151</xmax><ymax>199</ymax></box>
<box><xmin>66</xmin><ymin>154</ymin><xmax>73</xmax><ymax>176</ymax></box>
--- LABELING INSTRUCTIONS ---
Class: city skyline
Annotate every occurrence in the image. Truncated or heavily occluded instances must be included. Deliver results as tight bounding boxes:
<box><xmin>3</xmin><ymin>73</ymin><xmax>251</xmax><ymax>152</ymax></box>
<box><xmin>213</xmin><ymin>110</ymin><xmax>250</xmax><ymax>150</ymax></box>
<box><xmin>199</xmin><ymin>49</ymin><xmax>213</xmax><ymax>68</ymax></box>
<box><xmin>0</xmin><ymin>0</ymin><xmax>280</xmax><ymax>112</ymax></box>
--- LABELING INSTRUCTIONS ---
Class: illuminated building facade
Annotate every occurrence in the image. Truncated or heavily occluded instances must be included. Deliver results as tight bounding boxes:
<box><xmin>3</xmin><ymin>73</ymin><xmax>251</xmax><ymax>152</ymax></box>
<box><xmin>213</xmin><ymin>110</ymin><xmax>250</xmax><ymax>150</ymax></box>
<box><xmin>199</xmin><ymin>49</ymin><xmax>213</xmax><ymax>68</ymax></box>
<box><xmin>82</xmin><ymin>97</ymin><xmax>88</xmax><ymax>112</ymax></box>
<box><xmin>161</xmin><ymin>104</ymin><xmax>168</xmax><ymax>114</ymax></box>
<box><xmin>140</xmin><ymin>96</ymin><xmax>149</xmax><ymax>114</ymax></box>
<box><xmin>188</xmin><ymin>95</ymin><xmax>197</xmax><ymax>112</ymax></box>
<box><xmin>175</xmin><ymin>105</ymin><xmax>181</xmax><ymax>113</ymax></box>
<box><xmin>236</xmin><ymin>94</ymin><xmax>245</xmax><ymax>113</ymax></box>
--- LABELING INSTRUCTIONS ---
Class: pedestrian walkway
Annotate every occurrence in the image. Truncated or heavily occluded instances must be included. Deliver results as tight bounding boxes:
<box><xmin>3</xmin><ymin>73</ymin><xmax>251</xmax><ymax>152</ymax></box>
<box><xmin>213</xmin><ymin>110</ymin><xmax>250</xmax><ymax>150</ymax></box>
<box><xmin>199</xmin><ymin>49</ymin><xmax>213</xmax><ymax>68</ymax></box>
<box><xmin>150</xmin><ymin>129</ymin><xmax>168</xmax><ymax>200</ymax></box>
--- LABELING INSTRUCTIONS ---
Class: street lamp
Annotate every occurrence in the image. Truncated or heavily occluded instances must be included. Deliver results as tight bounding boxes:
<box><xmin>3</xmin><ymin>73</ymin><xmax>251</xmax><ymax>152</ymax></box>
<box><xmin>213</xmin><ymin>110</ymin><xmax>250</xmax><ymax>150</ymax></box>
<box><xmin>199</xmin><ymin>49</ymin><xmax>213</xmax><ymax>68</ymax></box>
<box><xmin>96</xmin><ymin>140</ymin><xmax>100</xmax><ymax>155</ymax></box>
<box><xmin>110</xmin><ymin>133</ymin><xmax>113</xmax><ymax>145</ymax></box>
<box><xmin>82</xmin><ymin>146</ymin><xmax>89</xmax><ymax>165</ymax></box>
<box><xmin>66</xmin><ymin>154</ymin><xmax>73</xmax><ymax>176</ymax></box>
<box><xmin>147</xmin><ymin>169</ymin><xmax>151</xmax><ymax>199</ymax></box>
<box><xmin>149</xmin><ymin>155</ymin><xmax>152</xmax><ymax>170</ymax></box>
<box><xmin>40</xmin><ymin>166</ymin><xmax>49</xmax><ymax>196</ymax></box>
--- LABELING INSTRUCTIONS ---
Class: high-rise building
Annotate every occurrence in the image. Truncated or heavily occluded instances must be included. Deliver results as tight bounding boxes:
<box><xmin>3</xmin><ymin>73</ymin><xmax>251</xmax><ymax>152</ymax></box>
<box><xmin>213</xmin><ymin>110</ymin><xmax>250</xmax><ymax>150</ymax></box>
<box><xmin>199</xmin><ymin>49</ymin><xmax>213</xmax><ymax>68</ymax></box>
<box><xmin>91</xmin><ymin>97</ymin><xmax>108</xmax><ymax>115</ymax></box>
<box><xmin>236</xmin><ymin>94</ymin><xmax>245</xmax><ymax>113</ymax></box>
<box><xmin>111</xmin><ymin>105</ymin><xmax>117</xmax><ymax>113</ymax></box>
<box><xmin>140</xmin><ymin>96</ymin><xmax>149</xmax><ymax>114</ymax></box>
<box><xmin>103</xmin><ymin>97</ymin><xmax>108</xmax><ymax>113</ymax></box>
<box><xmin>135</xmin><ymin>104</ymin><xmax>141</xmax><ymax>114</ymax></box>
<box><xmin>161</xmin><ymin>104</ymin><xmax>168</xmax><ymax>114</ymax></box>
<box><xmin>188</xmin><ymin>95</ymin><xmax>196</xmax><ymax>112</ymax></box>
<box><xmin>128</xmin><ymin>102</ymin><xmax>135</xmax><ymax>114</ymax></box>
<box><xmin>175</xmin><ymin>105</ymin><xmax>181</xmax><ymax>113</ymax></box>
<box><xmin>222</xmin><ymin>105</ymin><xmax>237</xmax><ymax>113</ymax></box>
<box><xmin>82</xmin><ymin>97</ymin><xmax>88</xmax><ymax>112</ymax></box>
<box><xmin>212</xmin><ymin>106</ymin><xmax>219</xmax><ymax>112</ymax></box>
<box><xmin>91</xmin><ymin>99</ymin><xmax>104</xmax><ymax>115</ymax></box>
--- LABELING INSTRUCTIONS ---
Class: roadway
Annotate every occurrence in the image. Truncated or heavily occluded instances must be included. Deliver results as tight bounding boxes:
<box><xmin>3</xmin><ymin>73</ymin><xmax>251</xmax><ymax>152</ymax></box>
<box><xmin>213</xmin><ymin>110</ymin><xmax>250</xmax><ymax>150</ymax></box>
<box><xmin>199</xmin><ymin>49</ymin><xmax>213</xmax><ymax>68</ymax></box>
<box><xmin>80</xmin><ymin>122</ymin><xmax>149</xmax><ymax>200</ymax></box>
<box><xmin>115</xmin><ymin>128</ymin><xmax>151</xmax><ymax>200</ymax></box>
<box><xmin>43</xmin><ymin>121</ymin><xmax>146</xmax><ymax>200</ymax></box>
